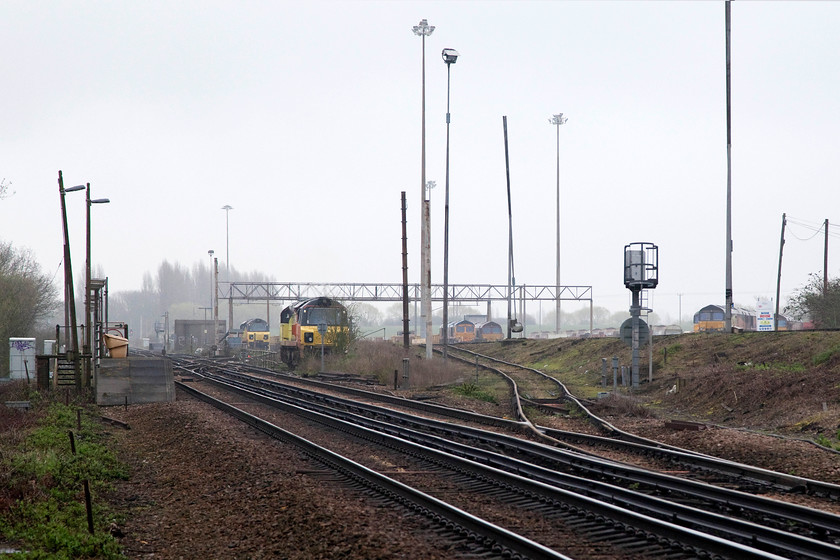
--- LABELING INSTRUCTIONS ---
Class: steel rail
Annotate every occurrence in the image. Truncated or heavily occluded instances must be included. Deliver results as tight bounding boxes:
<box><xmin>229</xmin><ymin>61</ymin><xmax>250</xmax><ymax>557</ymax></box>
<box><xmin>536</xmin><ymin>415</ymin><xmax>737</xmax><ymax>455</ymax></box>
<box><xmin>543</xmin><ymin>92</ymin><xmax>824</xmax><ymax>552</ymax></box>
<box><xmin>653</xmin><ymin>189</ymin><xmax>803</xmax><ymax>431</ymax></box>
<box><xmin>176</xmin><ymin>376</ymin><xmax>801</xmax><ymax>560</ymax></box>
<box><xmin>438</xmin><ymin>344</ymin><xmax>624</xmax><ymax>434</ymax></box>
<box><xmin>178</xmin><ymin>361</ymin><xmax>840</xmax><ymax>548</ymax></box>
<box><xmin>200</xmin><ymin>357</ymin><xmax>532</xmax><ymax>430</ymax></box>
<box><xmin>183</xmin><ymin>355</ymin><xmax>840</xmax><ymax>502</ymax></box>
<box><xmin>444</xmin><ymin>345</ymin><xmax>840</xmax><ymax>499</ymax></box>
<box><xmin>175</xmin><ymin>380</ymin><xmax>571</xmax><ymax>560</ymax></box>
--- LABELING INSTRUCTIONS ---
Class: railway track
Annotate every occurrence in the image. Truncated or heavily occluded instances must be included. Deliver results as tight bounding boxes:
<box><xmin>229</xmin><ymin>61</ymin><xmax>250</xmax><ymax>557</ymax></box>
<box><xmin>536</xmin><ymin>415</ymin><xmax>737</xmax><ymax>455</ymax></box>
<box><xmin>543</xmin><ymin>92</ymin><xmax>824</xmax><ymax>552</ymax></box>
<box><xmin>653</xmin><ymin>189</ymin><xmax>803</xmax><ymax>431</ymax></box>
<box><xmin>441</xmin><ymin>344</ymin><xmax>840</xmax><ymax>500</ymax></box>
<box><xmin>204</xmin><ymin>349</ymin><xmax>840</xmax><ymax>503</ymax></box>
<box><xmin>171</xmin><ymin>356</ymin><xmax>840</xmax><ymax>559</ymax></box>
<box><xmin>176</xmin><ymin>380</ymin><xmax>570</xmax><ymax>559</ymax></box>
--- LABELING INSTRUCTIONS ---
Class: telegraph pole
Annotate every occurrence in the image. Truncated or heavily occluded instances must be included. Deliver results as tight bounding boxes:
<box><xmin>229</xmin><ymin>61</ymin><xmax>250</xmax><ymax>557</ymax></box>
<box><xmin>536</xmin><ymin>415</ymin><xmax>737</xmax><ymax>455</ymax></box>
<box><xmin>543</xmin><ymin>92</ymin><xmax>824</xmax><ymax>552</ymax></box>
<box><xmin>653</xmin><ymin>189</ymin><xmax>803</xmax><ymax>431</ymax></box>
<box><xmin>825</xmin><ymin>219</ymin><xmax>829</xmax><ymax>295</ymax></box>
<box><xmin>724</xmin><ymin>1</ymin><xmax>734</xmax><ymax>333</ymax></box>
<box><xmin>401</xmin><ymin>192</ymin><xmax>410</xmax><ymax>349</ymax></box>
<box><xmin>775</xmin><ymin>213</ymin><xmax>786</xmax><ymax>331</ymax></box>
<box><xmin>58</xmin><ymin>171</ymin><xmax>83</xmax><ymax>388</ymax></box>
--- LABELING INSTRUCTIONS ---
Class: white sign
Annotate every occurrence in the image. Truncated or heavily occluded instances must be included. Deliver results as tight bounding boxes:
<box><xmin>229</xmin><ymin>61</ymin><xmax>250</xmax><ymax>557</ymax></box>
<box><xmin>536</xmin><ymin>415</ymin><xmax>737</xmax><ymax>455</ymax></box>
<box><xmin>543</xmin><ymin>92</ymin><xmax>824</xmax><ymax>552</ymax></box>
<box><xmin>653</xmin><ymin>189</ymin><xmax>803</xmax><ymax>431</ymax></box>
<box><xmin>9</xmin><ymin>338</ymin><xmax>36</xmax><ymax>380</ymax></box>
<box><xmin>756</xmin><ymin>299</ymin><xmax>774</xmax><ymax>331</ymax></box>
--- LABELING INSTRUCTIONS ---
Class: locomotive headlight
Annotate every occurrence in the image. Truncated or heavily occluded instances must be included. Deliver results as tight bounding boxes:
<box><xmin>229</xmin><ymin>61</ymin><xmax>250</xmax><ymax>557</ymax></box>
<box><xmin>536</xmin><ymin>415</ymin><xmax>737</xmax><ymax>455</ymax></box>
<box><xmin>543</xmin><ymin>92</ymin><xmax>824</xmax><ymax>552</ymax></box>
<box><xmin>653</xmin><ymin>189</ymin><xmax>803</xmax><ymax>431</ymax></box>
<box><xmin>304</xmin><ymin>332</ymin><xmax>314</xmax><ymax>343</ymax></box>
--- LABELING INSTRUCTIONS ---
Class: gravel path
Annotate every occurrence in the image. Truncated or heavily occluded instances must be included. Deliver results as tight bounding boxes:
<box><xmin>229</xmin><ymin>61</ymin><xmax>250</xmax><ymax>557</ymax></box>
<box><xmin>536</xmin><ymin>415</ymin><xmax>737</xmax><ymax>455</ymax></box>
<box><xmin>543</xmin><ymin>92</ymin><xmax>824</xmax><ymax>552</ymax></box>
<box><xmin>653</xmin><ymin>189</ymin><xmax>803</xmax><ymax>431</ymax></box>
<box><xmin>105</xmin><ymin>396</ymin><xmax>467</xmax><ymax>560</ymax></box>
<box><xmin>102</xmin><ymin>379</ymin><xmax>840</xmax><ymax>558</ymax></box>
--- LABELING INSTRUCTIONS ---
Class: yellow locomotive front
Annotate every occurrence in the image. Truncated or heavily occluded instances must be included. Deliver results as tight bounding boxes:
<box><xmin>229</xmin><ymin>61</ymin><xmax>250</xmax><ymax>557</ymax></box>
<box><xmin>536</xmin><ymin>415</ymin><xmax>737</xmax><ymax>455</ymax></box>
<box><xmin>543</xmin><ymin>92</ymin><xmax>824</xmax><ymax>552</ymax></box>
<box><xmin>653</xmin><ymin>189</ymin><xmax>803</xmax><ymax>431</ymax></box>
<box><xmin>279</xmin><ymin>297</ymin><xmax>349</xmax><ymax>367</ymax></box>
<box><xmin>240</xmin><ymin>318</ymin><xmax>271</xmax><ymax>349</ymax></box>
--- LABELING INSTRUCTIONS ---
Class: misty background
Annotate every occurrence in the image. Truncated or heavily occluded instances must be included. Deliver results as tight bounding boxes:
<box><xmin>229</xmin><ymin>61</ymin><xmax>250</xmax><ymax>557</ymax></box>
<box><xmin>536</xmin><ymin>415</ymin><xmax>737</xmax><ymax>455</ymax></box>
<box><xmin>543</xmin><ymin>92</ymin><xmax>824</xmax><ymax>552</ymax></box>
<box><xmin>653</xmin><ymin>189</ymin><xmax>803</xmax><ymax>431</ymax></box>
<box><xmin>3</xmin><ymin>1</ymin><xmax>840</xmax><ymax>347</ymax></box>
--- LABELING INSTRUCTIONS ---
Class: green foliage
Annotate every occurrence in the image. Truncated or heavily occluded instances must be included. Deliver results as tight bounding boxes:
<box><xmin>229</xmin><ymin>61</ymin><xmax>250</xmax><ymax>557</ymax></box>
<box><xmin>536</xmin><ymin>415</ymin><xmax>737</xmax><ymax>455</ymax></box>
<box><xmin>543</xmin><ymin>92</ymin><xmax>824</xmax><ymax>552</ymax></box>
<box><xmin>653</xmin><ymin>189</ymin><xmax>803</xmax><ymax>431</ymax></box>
<box><xmin>453</xmin><ymin>381</ymin><xmax>498</xmax><ymax>404</ymax></box>
<box><xmin>813</xmin><ymin>346</ymin><xmax>840</xmax><ymax>366</ymax></box>
<box><xmin>777</xmin><ymin>362</ymin><xmax>806</xmax><ymax>373</ymax></box>
<box><xmin>566</xmin><ymin>403</ymin><xmax>588</xmax><ymax>418</ymax></box>
<box><xmin>3</xmin><ymin>499</ymin><xmax>123</xmax><ymax>559</ymax></box>
<box><xmin>521</xmin><ymin>405</ymin><xmax>547</xmax><ymax>421</ymax></box>
<box><xmin>329</xmin><ymin>322</ymin><xmax>356</xmax><ymax>357</ymax></box>
<box><xmin>786</xmin><ymin>272</ymin><xmax>840</xmax><ymax>328</ymax></box>
<box><xmin>814</xmin><ymin>434</ymin><xmax>840</xmax><ymax>451</ymax></box>
<box><xmin>323</xmin><ymin>301</ymin><xmax>357</xmax><ymax>356</ymax></box>
<box><xmin>0</xmin><ymin>403</ymin><xmax>128</xmax><ymax>559</ymax></box>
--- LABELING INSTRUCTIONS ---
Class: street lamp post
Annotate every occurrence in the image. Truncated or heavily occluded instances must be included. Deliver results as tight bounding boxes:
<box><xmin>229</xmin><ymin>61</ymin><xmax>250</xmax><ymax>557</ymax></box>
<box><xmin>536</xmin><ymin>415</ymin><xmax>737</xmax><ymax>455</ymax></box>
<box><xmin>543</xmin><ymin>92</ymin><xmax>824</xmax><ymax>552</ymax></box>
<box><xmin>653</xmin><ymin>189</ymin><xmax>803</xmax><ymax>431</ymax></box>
<box><xmin>58</xmin><ymin>171</ymin><xmax>85</xmax><ymax>388</ymax></box>
<box><xmin>549</xmin><ymin>113</ymin><xmax>568</xmax><ymax>335</ymax></box>
<box><xmin>208</xmin><ymin>249</ymin><xmax>214</xmax><ymax>354</ymax></box>
<box><xmin>221</xmin><ymin>205</ymin><xmax>232</xmax><ymax>280</ymax></box>
<box><xmin>213</xmin><ymin>256</ymin><xmax>219</xmax><ymax>358</ymax></box>
<box><xmin>85</xmin><ymin>184</ymin><xmax>110</xmax><ymax>388</ymax></box>
<box><xmin>221</xmin><ymin>205</ymin><xmax>233</xmax><ymax>333</ymax></box>
<box><xmin>441</xmin><ymin>47</ymin><xmax>459</xmax><ymax>361</ymax></box>
<box><xmin>425</xmin><ymin>180</ymin><xmax>436</xmax><ymax>200</ymax></box>
<box><xmin>413</xmin><ymin>18</ymin><xmax>434</xmax><ymax>358</ymax></box>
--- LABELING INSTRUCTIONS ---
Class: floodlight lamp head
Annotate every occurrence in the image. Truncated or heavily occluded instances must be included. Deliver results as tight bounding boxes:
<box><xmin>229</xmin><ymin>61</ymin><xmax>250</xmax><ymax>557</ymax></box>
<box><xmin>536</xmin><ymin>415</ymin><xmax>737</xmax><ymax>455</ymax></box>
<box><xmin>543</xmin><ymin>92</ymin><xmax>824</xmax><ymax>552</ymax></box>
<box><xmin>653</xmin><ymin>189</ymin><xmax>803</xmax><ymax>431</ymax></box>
<box><xmin>65</xmin><ymin>185</ymin><xmax>85</xmax><ymax>193</ymax></box>
<box><xmin>442</xmin><ymin>48</ymin><xmax>459</xmax><ymax>64</ymax></box>
<box><xmin>222</xmin><ymin>204</ymin><xmax>233</xmax><ymax>211</ymax></box>
<box><xmin>412</xmin><ymin>19</ymin><xmax>434</xmax><ymax>36</ymax></box>
<box><xmin>90</xmin><ymin>198</ymin><xmax>110</xmax><ymax>204</ymax></box>
<box><xmin>550</xmin><ymin>113</ymin><xmax>568</xmax><ymax>126</ymax></box>
<box><xmin>208</xmin><ymin>250</ymin><xmax>214</xmax><ymax>257</ymax></box>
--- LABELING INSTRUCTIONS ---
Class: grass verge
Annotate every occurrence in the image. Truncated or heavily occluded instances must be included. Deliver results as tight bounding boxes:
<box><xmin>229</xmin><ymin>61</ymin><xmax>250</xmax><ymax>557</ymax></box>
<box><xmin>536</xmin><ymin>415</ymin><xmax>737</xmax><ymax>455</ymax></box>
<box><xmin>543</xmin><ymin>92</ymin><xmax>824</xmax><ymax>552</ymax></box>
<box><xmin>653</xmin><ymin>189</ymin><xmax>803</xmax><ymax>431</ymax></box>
<box><xmin>452</xmin><ymin>381</ymin><xmax>498</xmax><ymax>404</ymax></box>
<box><xmin>0</xmin><ymin>383</ymin><xmax>128</xmax><ymax>559</ymax></box>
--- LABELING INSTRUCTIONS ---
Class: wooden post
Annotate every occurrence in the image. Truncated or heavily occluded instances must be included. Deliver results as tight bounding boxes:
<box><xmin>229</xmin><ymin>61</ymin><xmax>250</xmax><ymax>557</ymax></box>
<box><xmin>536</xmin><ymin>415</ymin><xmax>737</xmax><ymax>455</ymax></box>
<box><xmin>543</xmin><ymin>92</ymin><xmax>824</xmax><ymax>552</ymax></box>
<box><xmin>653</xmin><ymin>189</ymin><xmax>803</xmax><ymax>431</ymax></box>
<box><xmin>68</xmin><ymin>431</ymin><xmax>94</xmax><ymax>534</ymax></box>
<box><xmin>824</xmin><ymin>219</ymin><xmax>829</xmax><ymax>295</ymax></box>
<box><xmin>401</xmin><ymin>192</ymin><xmax>410</xmax><ymax>350</ymax></box>
<box><xmin>775</xmin><ymin>213</ymin><xmax>786</xmax><ymax>330</ymax></box>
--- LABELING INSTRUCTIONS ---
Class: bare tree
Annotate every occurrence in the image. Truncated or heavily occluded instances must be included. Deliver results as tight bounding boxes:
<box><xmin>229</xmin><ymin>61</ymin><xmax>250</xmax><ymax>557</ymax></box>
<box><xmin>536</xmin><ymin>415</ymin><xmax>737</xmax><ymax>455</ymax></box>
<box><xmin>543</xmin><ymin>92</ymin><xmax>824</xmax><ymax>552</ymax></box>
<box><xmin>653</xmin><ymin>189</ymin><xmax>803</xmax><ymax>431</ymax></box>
<box><xmin>0</xmin><ymin>240</ymin><xmax>60</xmax><ymax>375</ymax></box>
<box><xmin>0</xmin><ymin>178</ymin><xmax>13</xmax><ymax>199</ymax></box>
<box><xmin>786</xmin><ymin>272</ymin><xmax>840</xmax><ymax>328</ymax></box>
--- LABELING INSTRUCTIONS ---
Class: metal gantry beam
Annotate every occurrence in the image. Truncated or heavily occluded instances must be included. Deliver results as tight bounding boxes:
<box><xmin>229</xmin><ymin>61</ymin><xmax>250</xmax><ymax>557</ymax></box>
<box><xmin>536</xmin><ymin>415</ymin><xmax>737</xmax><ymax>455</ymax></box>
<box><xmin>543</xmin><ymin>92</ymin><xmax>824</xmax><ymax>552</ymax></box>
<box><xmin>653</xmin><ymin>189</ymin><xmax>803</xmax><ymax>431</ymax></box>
<box><xmin>219</xmin><ymin>282</ymin><xmax>592</xmax><ymax>304</ymax></box>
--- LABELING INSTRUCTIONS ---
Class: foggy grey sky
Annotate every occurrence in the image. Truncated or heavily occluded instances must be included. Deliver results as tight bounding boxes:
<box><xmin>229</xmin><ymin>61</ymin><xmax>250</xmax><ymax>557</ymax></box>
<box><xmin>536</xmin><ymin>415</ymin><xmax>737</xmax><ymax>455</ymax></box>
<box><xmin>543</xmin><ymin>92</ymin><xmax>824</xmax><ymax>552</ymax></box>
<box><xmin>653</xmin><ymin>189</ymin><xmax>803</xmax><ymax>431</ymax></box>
<box><xmin>2</xmin><ymin>1</ymin><xmax>840</xmax><ymax>325</ymax></box>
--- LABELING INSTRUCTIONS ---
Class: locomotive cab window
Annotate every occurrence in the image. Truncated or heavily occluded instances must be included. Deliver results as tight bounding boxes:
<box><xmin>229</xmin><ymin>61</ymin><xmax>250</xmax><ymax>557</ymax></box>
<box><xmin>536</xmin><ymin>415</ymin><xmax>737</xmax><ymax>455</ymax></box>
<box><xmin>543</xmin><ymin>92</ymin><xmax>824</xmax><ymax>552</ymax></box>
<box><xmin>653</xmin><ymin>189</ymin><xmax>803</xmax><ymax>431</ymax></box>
<box><xmin>301</xmin><ymin>308</ymin><xmax>346</xmax><ymax>326</ymax></box>
<box><xmin>697</xmin><ymin>311</ymin><xmax>724</xmax><ymax>322</ymax></box>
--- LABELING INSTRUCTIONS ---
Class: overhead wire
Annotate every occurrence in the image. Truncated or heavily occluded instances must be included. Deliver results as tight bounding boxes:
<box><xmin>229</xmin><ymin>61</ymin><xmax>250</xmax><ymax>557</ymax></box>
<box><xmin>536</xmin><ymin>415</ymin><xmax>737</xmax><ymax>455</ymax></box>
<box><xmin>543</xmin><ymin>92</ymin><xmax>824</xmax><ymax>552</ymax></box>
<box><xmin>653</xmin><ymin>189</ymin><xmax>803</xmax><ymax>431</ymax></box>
<box><xmin>51</xmin><ymin>258</ymin><xmax>64</xmax><ymax>283</ymax></box>
<box><xmin>786</xmin><ymin>216</ymin><xmax>840</xmax><ymax>241</ymax></box>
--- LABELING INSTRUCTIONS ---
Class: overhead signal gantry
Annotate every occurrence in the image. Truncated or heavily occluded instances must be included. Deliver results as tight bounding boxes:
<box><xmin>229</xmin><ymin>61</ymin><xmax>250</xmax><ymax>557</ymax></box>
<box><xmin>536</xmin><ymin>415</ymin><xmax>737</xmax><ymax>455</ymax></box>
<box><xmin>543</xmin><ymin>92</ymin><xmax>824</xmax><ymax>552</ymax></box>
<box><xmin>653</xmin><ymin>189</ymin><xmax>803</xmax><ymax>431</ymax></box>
<box><xmin>216</xmin><ymin>281</ymin><xmax>594</xmax><ymax>335</ymax></box>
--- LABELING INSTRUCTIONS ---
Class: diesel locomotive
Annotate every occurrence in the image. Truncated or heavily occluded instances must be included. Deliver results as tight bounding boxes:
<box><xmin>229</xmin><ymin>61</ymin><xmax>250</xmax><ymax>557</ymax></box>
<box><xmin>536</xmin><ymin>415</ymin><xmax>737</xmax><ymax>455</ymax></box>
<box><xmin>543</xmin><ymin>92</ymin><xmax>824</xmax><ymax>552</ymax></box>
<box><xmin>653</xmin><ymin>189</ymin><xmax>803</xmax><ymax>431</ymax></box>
<box><xmin>240</xmin><ymin>318</ymin><xmax>271</xmax><ymax>349</ymax></box>
<box><xmin>278</xmin><ymin>297</ymin><xmax>350</xmax><ymax>367</ymax></box>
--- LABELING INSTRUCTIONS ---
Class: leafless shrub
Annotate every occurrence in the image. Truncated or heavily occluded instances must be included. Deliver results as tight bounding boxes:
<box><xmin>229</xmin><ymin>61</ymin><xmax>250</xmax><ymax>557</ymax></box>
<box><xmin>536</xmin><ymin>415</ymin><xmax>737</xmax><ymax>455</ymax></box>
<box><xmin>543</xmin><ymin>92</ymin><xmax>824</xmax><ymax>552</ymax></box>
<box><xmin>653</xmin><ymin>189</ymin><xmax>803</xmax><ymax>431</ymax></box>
<box><xmin>590</xmin><ymin>393</ymin><xmax>657</xmax><ymax>418</ymax></box>
<box><xmin>0</xmin><ymin>178</ymin><xmax>12</xmax><ymax>199</ymax></box>
<box><xmin>313</xmin><ymin>340</ymin><xmax>470</xmax><ymax>389</ymax></box>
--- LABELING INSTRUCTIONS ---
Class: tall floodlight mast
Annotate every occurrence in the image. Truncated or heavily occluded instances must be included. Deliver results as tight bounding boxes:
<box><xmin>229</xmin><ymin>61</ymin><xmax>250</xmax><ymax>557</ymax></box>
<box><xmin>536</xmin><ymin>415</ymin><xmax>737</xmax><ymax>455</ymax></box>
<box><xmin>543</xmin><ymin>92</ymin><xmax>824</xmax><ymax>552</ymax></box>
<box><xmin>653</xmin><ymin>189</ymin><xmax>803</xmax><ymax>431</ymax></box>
<box><xmin>442</xmin><ymin>47</ymin><xmax>459</xmax><ymax>361</ymax></box>
<box><xmin>549</xmin><ymin>113</ymin><xmax>568</xmax><ymax>334</ymax></box>
<box><xmin>413</xmin><ymin>18</ymin><xmax>435</xmax><ymax>358</ymax></box>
